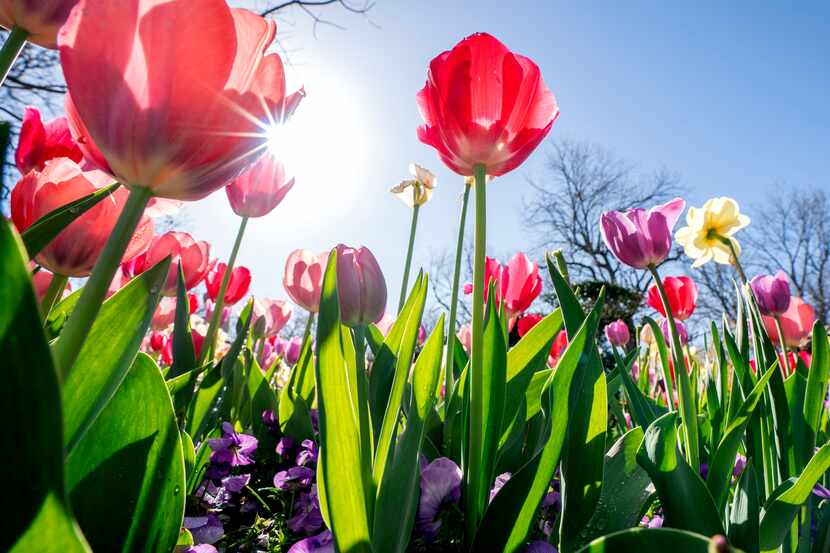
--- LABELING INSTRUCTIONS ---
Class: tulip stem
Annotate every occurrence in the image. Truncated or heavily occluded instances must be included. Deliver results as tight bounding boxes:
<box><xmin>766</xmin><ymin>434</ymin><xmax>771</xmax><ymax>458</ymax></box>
<box><xmin>774</xmin><ymin>315</ymin><xmax>792</xmax><ymax>376</ymax></box>
<box><xmin>466</xmin><ymin>163</ymin><xmax>488</xmax><ymax>539</ymax></box>
<box><xmin>398</xmin><ymin>204</ymin><xmax>420</xmax><ymax>312</ymax></box>
<box><xmin>443</xmin><ymin>182</ymin><xmax>471</xmax><ymax>412</ymax></box>
<box><xmin>202</xmin><ymin>215</ymin><xmax>248</xmax><ymax>365</ymax></box>
<box><xmin>53</xmin><ymin>186</ymin><xmax>152</xmax><ymax>379</ymax></box>
<box><xmin>301</xmin><ymin>312</ymin><xmax>316</xmax><ymax>349</ymax></box>
<box><xmin>0</xmin><ymin>27</ymin><xmax>27</xmax><ymax>88</ymax></box>
<box><xmin>648</xmin><ymin>265</ymin><xmax>699</xmax><ymax>471</ymax></box>
<box><xmin>40</xmin><ymin>273</ymin><xmax>69</xmax><ymax>324</ymax></box>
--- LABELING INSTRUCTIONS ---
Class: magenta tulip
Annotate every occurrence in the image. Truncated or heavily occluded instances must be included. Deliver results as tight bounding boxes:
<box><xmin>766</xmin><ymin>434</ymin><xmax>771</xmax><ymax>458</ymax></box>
<box><xmin>335</xmin><ymin>244</ymin><xmax>387</xmax><ymax>327</ymax></box>
<box><xmin>750</xmin><ymin>271</ymin><xmax>792</xmax><ymax>317</ymax></box>
<box><xmin>600</xmin><ymin>198</ymin><xmax>686</xmax><ymax>269</ymax></box>
<box><xmin>226</xmin><ymin>153</ymin><xmax>294</xmax><ymax>218</ymax></box>
<box><xmin>605</xmin><ymin>320</ymin><xmax>631</xmax><ymax>347</ymax></box>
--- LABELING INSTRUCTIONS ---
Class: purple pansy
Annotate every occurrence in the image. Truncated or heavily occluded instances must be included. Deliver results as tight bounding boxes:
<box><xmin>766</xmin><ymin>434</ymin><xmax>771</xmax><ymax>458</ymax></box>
<box><xmin>813</xmin><ymin>483</ymin><xmax>830</xmax><ymax>500</ymax></box>
<box><xmin>288</xmin><ymin>485</ymin><xmax>324</xmax><ymax>534</ymax></box>
<box><xmin>642</xmin><ymin>514</ymin><xmax>664</xmax><ymax>529</ymax></box>
<box><xmin>274</xmin><ymin>466</ymin><xmax>315</xmax><ymax>490</ymax></box>
<box><xmin>177</xmin><ymin>546</ymin><xmax>219</xmax><ymax>553</ymax></box>
<box><xmin>490</xmin><ymin>472</ymin><xmax>512</xmax><ymax>503</ymax></box>
<box><xmin>262</xmin><ymin>409</ymin><xmax>280</xmax><ymax>434</ymax></box>
<box><xmin>208</xmin><ymin>422</ymin><xmax>258</xmax><ymax>467</ymax></box>
<box><xmin>287</xmin><ymin>530</ymin><xmax>334</xmax><ymax>553</ymax></box>
<box><xmin>276</xmin><ymin>436</ymin><xmax>295</xmax><ymax>459</ymax></box>
<box><xmin>222</xmin><ymin>473</ymin><xmax>251</xmax><ymax>493</ymax></box>
<box><xmin>296</xmin><ymin>439</ymin><xmax>319</xmax><ymax>467</ymax></box>
<box><xmin>417</xmin><ymin>457</ymin><xmax>462</xmax><ymax>541</ymax></box>
<box><xmin>183</xmin><ymin>514</ymin><xmax>224</xmax><ymax>545</ymax></box>
<box><xmin>525</xmin><ymin>541</ymin><xmax>558</xmax><ymax>553</ymax></box>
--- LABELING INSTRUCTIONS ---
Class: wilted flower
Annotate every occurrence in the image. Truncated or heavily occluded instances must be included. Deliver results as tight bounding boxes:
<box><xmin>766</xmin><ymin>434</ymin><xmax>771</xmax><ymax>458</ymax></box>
<box><xmin>417</xmin><ymin>457</ymin><xmax>462</xmax><ymax>541</ymax></box>
<box><xmin>390</xmin><ymin>163</ymin><xmax>436</xmax><ymax>208</ymax></box>
<box><xmin>647</xmin><ymin>275</ymin><xmax>698</xmax><ymax>321</ymax></box>
<box><xmin>750</xmin><ymin>271</ymin><xmax>792</xmax><ymax>317</ymax></box>
<box><xmin>675</xmin><ymin>197</ymin><xmax>750</xmax><ymax>268</ymax></box>
<box><xmin>604</xmin><ymin>320</ymin><xmax>631</xmax><ymax>347</ymax></box>
<box><xmin>600</xmin><ymin>199</ymin><xmax>686</xmax><ymax>269</ymax></box>
<box><xmin>208</xmin><ymin>422</ymin><xmax>258</xmax><ymax>467</ymax></box>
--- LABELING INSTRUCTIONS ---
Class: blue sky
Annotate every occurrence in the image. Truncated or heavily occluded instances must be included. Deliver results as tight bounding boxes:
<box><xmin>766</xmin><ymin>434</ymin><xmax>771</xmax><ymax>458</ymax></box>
<box><xmin>188</xmin><ymin>0</ymin><xmax>830</xmax><ymax>308</ymax></box>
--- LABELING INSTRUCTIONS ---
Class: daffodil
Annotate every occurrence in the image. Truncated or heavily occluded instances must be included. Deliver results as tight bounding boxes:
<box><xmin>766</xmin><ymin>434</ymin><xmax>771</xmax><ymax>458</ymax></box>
<box><xmin>675</xmin><ymin>197</ymin><xmax>750</xmax><ymax>268</ymax></box>
<box><xmin>390</xmin><ymin>163</ymin><xmax>436</xmax><ymax>208</ymax></box>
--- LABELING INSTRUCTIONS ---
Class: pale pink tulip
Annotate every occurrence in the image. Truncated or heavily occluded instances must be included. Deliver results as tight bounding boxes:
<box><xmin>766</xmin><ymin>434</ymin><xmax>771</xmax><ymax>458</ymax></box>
<box><xmin>253</xmin><ymin>298</ymin><xmax>293</xmax><ymax>337</ymax></box>
<box><xmin>130</xmin><ymin>231</ymin><xmax>210</xmax><ymax>296</ymax></box>
<box><xmin>335</xmin><ymin>244</ymin><xmax>387</xmax><ymax>327</ymax></box>
<box><xmin>226</xmin><ymin>153</ymin><xmax>294</xmax><ymax>218</ymax></box>
<box><xmin>283</xmin><ymin>249</ymin><xmax>327</xmax><ymax>313</ymax></box>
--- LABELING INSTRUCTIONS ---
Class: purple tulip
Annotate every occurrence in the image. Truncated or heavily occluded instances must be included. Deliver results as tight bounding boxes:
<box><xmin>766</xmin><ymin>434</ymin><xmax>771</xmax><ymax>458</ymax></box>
<box><xmin>417</xmin><ymin>457</ymin><xmax>462</xmax><ymax>541</ymax></box>
<box><xmin>335</xmin><ymin>244</ymin><xmax>387</xmax><ymax>327</ymax></box>
<box><xmin>600</xmin><ymin>198</ymin><xmax>686</xmax><ymax>269</ymax></box>
<box><xmin>660</xmin><ymin>318</ymin><xmax>688</xmax><ymax>346</ymax></box>
<box><xmin>287</xmin><ymin>530</ymin><xmax>334</xmax><ymax>553</ymax></box>
<box><xmin>604</xmin><ymin>319</ymin><xmax>631</xmax><ymax>347</ymax></box>
<box><xmin>750</xmin><ymin>271</ymin><xmax>792</xmax><ymax>316</ymax></box>
<box><xmin>208</xmin><ymin>422</ymin><xmax>258</xmax><ymax>467</ymax></box>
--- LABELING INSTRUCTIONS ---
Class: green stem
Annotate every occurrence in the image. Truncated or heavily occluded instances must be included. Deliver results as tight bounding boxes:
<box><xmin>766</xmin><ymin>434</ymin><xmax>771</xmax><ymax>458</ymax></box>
<box><xmin>398</xmin><ymin>204</ymin><xmax>420</xmax><ymax>312</ymax></box>
<box><xmin>40</xmin><ymin>273</ymin><xmax>68</xmax><ymax>324</ymax></box>
<box><xmin>301</xmin><ymin>311</ymin><xmax>316</xmax><ymax>347</ymax></box>
<box><xmin>201</xmin><ymin>216</ymin><xmax>248</xmax><ymax>364</ymax></box>
<box><xmin>53</xmin><ymin>186</ymin><xmax>151</xmax><ymax>378</ymax></box>
<box><xmin>648</xmin><ymin>265</ymin><xmax>700</xmax><ymax>471</ymax></box>
<box><xmin>717</xmin><ymin>234</ymin><xmax>748</xmax><ymax>284</ymax></box>
<box><xmin>465</xmin><ymin>163</ymin><xmax>487</xmax><ymax>539</ymax></box>
<box><xmin>0</xmin><ymin>27</ymin><xmax>27</xmax><ymax>88</ymax></box>
<box><xmin>443</xmin><ymin>182</ymin><xmax>471</xmax><ymax>411</ymax></box>
<box><xmin>774</xmin><ymin>315</ymin><xmax>792</xmax><ymax>376</ymax></box>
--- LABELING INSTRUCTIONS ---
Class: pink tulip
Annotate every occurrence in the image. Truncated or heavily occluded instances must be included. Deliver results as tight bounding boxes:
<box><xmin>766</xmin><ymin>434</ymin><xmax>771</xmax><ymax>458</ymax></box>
<box><xmin>130</xmin><ymin>231</ymin><xmax>210</xmax><ymax>296</ymax></box>
<box><xmin>205</xmin><ymin>261</ymin><xmax>251</xmax><ymax>306</ymax></box>
<box><xmin>58</xmin><ymin>0</ymin><xmax>303</xmax><ymax>200</ymax></box>
<box><xmin>375</xmin><ymin>312</ymin><xmax>427</xmax><ymax>345</ymax></box>
<box><xmin>464</xmin><ymin>253</ymin><xmax>541</xmax><ymax>319</ymax></box>
<box><xmin>416</xmin><ymin>33</ymin><xmax>559</xmax><ymax>177</ymax></box>
<box><xmin>283</xmin><ymin>249</ymin><xmax>327</xmax><ymax>313</ymax></box>
<box><xmin>15</xmin><ymin>107</ymin><xmax>83</xmax><ymax>174</ymax></box>
<box><xmin>0</xmin><ymin>0</ymin><xmax>78</xmax><ymax>48</ymax></box>
<box><xmin>335</xmin><ymin>244</ymin><xmax>387</xmax><ymax>327</ymax></box>
<box><xmin>275</xmin><ymin>336</ymin><xmax>302</xmax><ymax>365</ymax></box>
<box><xmin>151</xmin><ymin>293</ymin><xmax>198</xmax><ymax>330</ymax></box>
<box><xmin>763</xmin><ymin>296</ymin><xmax>816</xmax><ymax>348</ymax></box>
<box><xmin>605</xmin><ymin>320</ymin><xmax>631</xmax><ymax>347</ymax></box>
<box><xmin>660</xmin><ymin>318</ymin><xmax>689</xmax><ymax>346</ymax></box>
<box><xmin>226</xmin><ymin>153</ymin><xmax>294</xmax><ymax>218</ymax></box>
<box><xmin>253</xmin><ymin>298</ymin><xmax>293</xmax><ymax>337</ymax></box>
<box><xmin>457</xmin><ymin>323</ymin><xmax>472</xmax><ymax>353</ymax></box>
<box><xmin>10</xmin><ymin>158</ymin><xmax>153</xmax><ymax>277</ymax></box>
<box><xmin>600</xmin><ymin>198</ymin><xmax>686</xmax><ymax>269</ymax></box>
<box><xmin>204</xmin><ymin>299</ymin><xmax>232</xmax><ymax>330</ymax></box>
<box><xmin>647</xmin><ymin>275</ymin><xmax>698</xmax><ymax>321</ymax></box>
<box><xmin>750</xmin><ymin>271</ymin><xmax>792</xmax><ymax>317</ymax></box>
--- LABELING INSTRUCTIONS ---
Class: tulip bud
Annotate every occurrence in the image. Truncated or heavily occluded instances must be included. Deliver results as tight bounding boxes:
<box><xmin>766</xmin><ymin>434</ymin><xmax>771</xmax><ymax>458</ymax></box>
<box><xmin>750</xmin><ymin>271</ymin><xmax>791</xmax><ymax>316</ymax></box>
<box><xmin>335</xmin><ymin>244</ymin><xmax>387</xmax><ymax>327</ymax></box>
<box><xmin>225</xmin><ymin>153</ymin><xmax>294</xmax><ymax>218</ymax></box>
<box><xmin>604</xmin><ymin>320</ymin><xmax>631</xmax><ymax>347</ymax></box>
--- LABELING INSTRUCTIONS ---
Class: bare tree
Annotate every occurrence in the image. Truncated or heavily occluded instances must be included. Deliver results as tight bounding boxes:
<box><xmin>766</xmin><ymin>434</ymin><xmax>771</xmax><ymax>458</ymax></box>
<box><xmin>425</xmin><ymin>243</ymin><xmax>474</xmax><ymax>328</ymax></box>
<box><xmin>523</xmin><ymin>139</ymin><xmax>684</xmax><ymax>294</ymax></box>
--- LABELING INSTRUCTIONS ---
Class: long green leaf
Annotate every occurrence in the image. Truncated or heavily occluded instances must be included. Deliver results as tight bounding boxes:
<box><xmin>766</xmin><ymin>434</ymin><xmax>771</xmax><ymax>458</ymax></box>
<box><xmin>168</xmin><ymin>265</ymin><xmax>196</xmax><ymax>379</ymax></box>
<box><xmin>804</xmin><ymin>323</ymin><xmax>829</xmax><ymax>461</ymax></box>
<box><xmin>66</xmin><ymin>354</ymin><xmax>185</xmax><ymax>553</ymax></box>
<box><xmin>372</xmin><ymin>315</ymin><xmax>444</xmax><ymax>553</ymax></box>
<box><xmin>574</xmin><ymin>528</ymin><xmax>721</xmax><ymax>553</ymax></box>
<box><xmin>62</xmin><ymin>257</ymin><xmax>170</xmax><ymax>454</ymax></box>
<box><xmin>315</xmin><ymin>250</ymin><xmax>372</xmax><ymax>553</ymax></box>
<box><xmin>1</xmin><ymin>221</ymin><xmax>89</xmax><ymax>552</ymax></box>
<box><xmin>637</xmin><ymin>412</ymin><xmax>724</xmax><ymax>537</ymax></box>
<box><xmin>729</xmin><ymin>461</ymin><xmax>760</xmax><ymax>553</ymax></box>
<box><xmin>22</xmin><ymin>182</ymin><xmax>121</xmax><ymax>258</ymax></box>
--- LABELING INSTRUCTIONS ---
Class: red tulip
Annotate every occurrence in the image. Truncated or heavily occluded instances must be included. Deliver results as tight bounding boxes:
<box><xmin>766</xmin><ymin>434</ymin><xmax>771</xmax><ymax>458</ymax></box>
<box><xmin>647</xmin><ymin>276</ymin><xmax>698</xmax><ymax>321</ymax></box>
<box><xmin>226</xmin><ymin>153</ymin><xmax>294</xmax><ymax>218</ymax></box>
<box><xmin>416</xmin><ymin>33</ymin><xmax>559</xmax><ymax>177</ymax></box>
<box><xmin>32</xmin><ymin>268</ymin><xmax>72</xmax><ymax>303</ymax></box>
<box><xmin>205</xmin><ymin>261</ymin><xmax>251</xmax><ymax>306</ymax></box>
<box><xmin>517</xmin><ymin>313</ymin><xmax>567</xmax><ymax>365</ymax></box>
<box><xmin>162</xmin><ymin>328</ymin><xmax>204</xmax><ymax>366</ymax></box>
<box><xmin>151</xmin><ymin>293</ymin><xmax>198</xmax><ymax>330</ymax></box>
<box><xmin>283</xmin><ymin>249</ymin><xmax>327</xmax><ymax>313</ymax></box>
<box><xmin>15</xmin><ymin>107</ymin><xmax>83</xmax><ymax>174</ymax></box>
<box><xmin>252</xmin><ymin>298</ymin><xmax>293</xmax><ymax>337</ymax></box>
<box><xmin>762</xmin><ymin>296</ymin><xmax>816</xmax><ymax>348</ymax></box>
<box><xmin>10</xmin><ymin>158</ymin><xmax>153</xmax><ymax>277</ymax></box>
<box><xmin>0</xmin><ymin>0</ymin><xmax>78</xmax><ymax>48</ymax></box>
<box><xmin>58</xmin><ymin>0</ymin><xmax>303</xmax><ymax>200</ymax></box>
<box><xmin>130</xmin><ymin>231</ymin><xmax>210</xmax><ymax>296</ymax></box>
<box><xmin>335</xmin><ymin>244</ymin><xmax>387</xmax><ymax>327</ymax></box>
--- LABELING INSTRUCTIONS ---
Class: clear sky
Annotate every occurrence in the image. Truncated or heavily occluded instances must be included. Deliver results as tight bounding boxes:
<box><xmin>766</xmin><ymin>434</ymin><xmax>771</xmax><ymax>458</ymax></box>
<box><xmin>186</xmin><ymin>0</ymin><xmax>830</xmax><ymax>309</ymax></box>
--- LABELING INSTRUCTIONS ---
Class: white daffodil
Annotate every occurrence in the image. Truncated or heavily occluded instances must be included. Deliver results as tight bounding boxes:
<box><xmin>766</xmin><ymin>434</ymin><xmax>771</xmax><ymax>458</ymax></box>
<box><xmin>390</xmin><ymin>163</ymin><xmax>437</xmax><ymax>208</ymax></box>
<box><xmin>675</xmin><ymin>197</ymin><xmax>750</xmax><ymax>268</ymax></box>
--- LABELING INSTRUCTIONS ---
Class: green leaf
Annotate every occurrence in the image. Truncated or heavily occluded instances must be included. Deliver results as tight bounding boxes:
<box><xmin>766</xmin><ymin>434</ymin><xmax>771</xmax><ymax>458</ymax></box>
<box><xmin>614</xmin><ymin>349</ymin><xmax>657</xmax><ymax>429</ymax></box>
<box><xmin>1</xmin><ymin>221</ymin><xmax>89</xmax><ymax>552</ymax></box>
<box><xmin>372</xmin><ymin>316</ymin><xmax>444</xmax><ymax>553</ymax></box>
<box><xmin>45</xmin><ymin>287</ymin><xmax>81</xmax><ymax>339</ymax></box>
<box><xmin>574</xmin><ymin>528</ymin><xmax>719</xmax><ymax>553</ymax></box>
<box><xmin>22</xmin><ymin>182</ymin><xmax>121</xmax><ymax>259</ymax></box>
<box><xmin>759</xmin><ymin>441</ymin><xmax>830</xmax><ymax>551</ymax></box>
<box><xmin>66</xmin><ymin>353</ymin><xmax>185</xmax><ymax>553</ymax></box>
<box><xmin>707</xmin><ymin>365</ymin><xmax>776</xmax><ymax>511</ymax></box>
<box><xmin>577</xmin><ymin>427</ymin><xmax>653</xmax><ymax>548</ymax></box>
<box><xmin>813</xmin><ymin>500</ymin><xmax>830</xmax><ymax>553</ymax></box>
<box><xmin>637</xmin><ymin>412</ymin><xmax>724</xmax><ymax>537</ymax></box>
<box><xmin>804</xmin><ymin>323</ymin><xmax>829</xmax><ymax>461</ymax></box>
<box><xmin>472</xmin><ymin>294</ymin><xmax>602</xmax><ymax>552</ymax></box>
<box><xmin>465</xmin><ymin>285</ymin><xmax>508</xmax><ymax>532</ymax></box>
<box><xmin>247</xmin><ymin>357</ymin><xmax>279</xmax><ymax>454</ymax></box>
<box><xmin>729</xmin><ymin>461</ymin><xmax>760</xmax><ymax>553</ymax></box>
<box><xmin>315</xmin><ymin>250</ymin><xmax>372</xmax><ymax>553</ymax></box>
<box><xmin>373</xmin><ymin>272</ymin><xmax>428</xmax><ymax>488</ymax></box>
<box><xmin>62</xmin><ymin>256</ymin><xmax>170</xmax><ymax>455</ymax></box>
<box><xmin>548</xmin><ymin>255</ymin><xmax>608</xmax><ymax>551</ymax></box>
<box><xmin>183</xmin><ymin>363</ymin><xmax>223</xmax><ymax>442</ymax></box>
<box><xmin>168</xmin><ymin>265</ymin><xmax>196</xmax><ymax>379</ymax></box>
